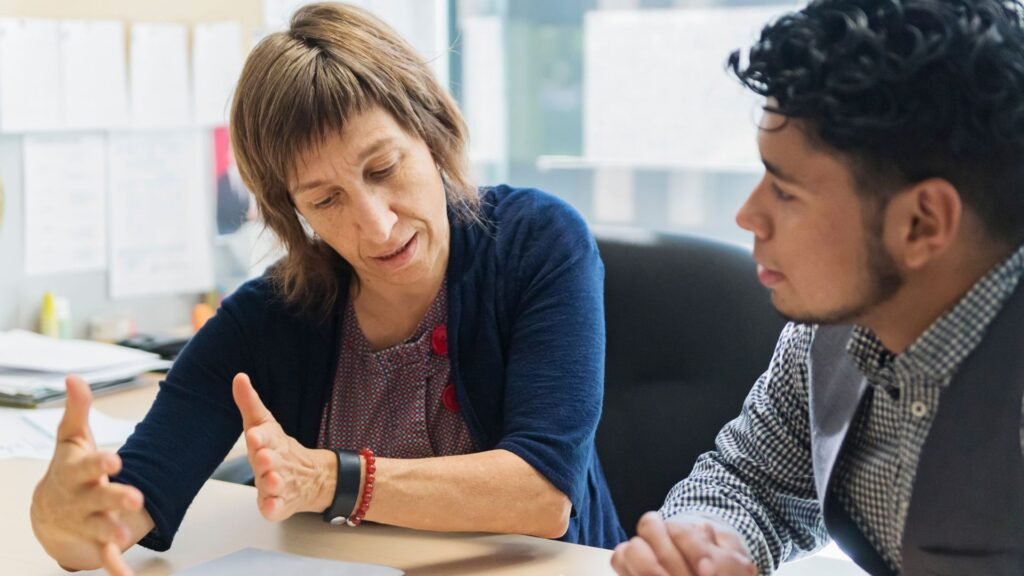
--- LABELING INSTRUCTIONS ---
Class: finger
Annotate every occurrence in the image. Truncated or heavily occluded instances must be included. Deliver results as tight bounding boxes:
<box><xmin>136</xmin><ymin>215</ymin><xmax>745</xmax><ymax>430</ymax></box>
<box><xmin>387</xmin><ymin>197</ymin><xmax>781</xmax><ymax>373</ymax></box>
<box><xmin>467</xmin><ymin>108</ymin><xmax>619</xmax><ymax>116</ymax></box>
<box><xmin>666</xmin><ymin>522</ymin><xmax>714</xmax><ymax>574</ymax></box>
<box><xmin>100</xmin><ymin>539</ymin><xmax>133</xmax><ymax>576</ymax></box>
<box><xmin>258</xmin><ymin>494</ymin><xmax>284</xmax><ymax>521</ymax></box>
<box><xmin>251</xmin><ymin>446</ymin><xmax>278</xmax><ymax>477</ymax></box>
<box><xmin>258</xmin><ymin>470</ymin><xmax>283</xmax><ymax>496</ymax></box>
<box><xmin>611</xmin><ymin>541</ymin><xmax>637</xmax><ymax>576</ymax></box>
<box><xmin>65</xmin><ymin>452</ymin><xmax>121</xmax><ymax>486</ymax></box>
<box><xmin>80</xmin><ymin>511</ymin><xmax>129</xmax><ymax>545</ymax></box>
<box><xmin>246</xmin><ymin>427</ymin><xmax>273</xmax><ymax>454</ymax></box>
<box><xmin>625</xmin><ymin>536</ymin><xmax>673</xmax><ymax>576</ymax></box>
<box><xmin>232</xmin><ymin>373</ymin><xmax>275</xmax><ymax>430</ymax></box>
<box><xmin>636</xmin><ymin>512</ymin><xmax>691</xmax><ymax>575</ymax></box>
<box><xmin>56</xmin><ymin>374</ymin><xmax>94</xmax><ymax>444</ymax></box>
<box><xmin>82</xmin><ymin>482</ymin><xmax>145</xmax><ymax>514</ymax></box>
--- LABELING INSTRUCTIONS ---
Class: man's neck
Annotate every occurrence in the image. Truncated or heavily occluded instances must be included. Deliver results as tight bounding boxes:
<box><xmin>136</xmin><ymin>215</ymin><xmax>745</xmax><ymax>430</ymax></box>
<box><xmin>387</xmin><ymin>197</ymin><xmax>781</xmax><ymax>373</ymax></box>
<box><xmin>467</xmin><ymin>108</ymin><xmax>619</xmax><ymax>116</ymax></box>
<box><xmin>861</xmin><ymin>242</ymin><xmax>1014</xmax><ymax>354</ymax></box>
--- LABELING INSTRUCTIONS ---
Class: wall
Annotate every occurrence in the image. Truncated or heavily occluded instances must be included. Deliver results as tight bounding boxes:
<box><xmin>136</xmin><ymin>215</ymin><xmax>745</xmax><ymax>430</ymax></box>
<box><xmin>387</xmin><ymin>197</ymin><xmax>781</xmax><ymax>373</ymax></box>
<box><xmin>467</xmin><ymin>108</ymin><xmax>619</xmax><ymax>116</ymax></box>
<box><xmin>0</xmin><ymin>0</ymin><xmax>261</xmax><ymax>337</ymax></box>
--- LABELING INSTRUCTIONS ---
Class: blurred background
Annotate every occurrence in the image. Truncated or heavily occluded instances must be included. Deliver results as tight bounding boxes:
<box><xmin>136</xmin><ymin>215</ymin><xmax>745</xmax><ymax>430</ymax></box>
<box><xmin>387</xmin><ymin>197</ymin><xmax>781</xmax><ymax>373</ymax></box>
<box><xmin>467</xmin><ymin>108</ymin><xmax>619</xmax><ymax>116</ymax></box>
<box><xmin>0</xmin><ymin>0</ymin><xmax>794</xmax><ymax>338</ymax></box>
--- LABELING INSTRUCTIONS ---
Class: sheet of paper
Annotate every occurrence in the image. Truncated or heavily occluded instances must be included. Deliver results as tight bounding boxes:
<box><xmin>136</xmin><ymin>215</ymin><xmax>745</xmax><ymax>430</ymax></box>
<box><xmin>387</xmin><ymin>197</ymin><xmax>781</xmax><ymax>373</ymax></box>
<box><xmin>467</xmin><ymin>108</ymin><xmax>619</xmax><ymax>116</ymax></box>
<box><xmin>0</xmin><ymin>409</ymin><xmax>54</xmax><ymax>459</ymax></box>
<box><xmin>0</xmin><ymin>330</ymin><xmax>163</xmax><ymax>374</ymax></box>
<box><xmin>0</xmin><ymin>407</ymin><xmax>139</xmax><ymax>459</ymax></box>
<box><xmin>583</xmin><ymin>6</ymin><xmax>793</xmax><ymax>172</ymax></box>
<box><xmin>0</xmin><ymin>19</ymin><xmax>62</xmax><ymax>132</ymax></box>
<box><xmin>129</xmin><ymin>23</ymin><xmax>190</xmax><ymax>128</ymax></box>
<box><xmin>193</xmin><ymin>21</ymin><xmax>244</xmax><ymax>126</ymax></box>
<box><xmin>177</xmin><ymin>548</ymin><xmax>404</xmax><ymax>576</ymax></box>
<box><xmin>60</xmin><ymin>20</ymin><xmax>129</xmax><ymax>130</ymax></box>
<box><xmin>108</xmin><ymin>131</ymin><xmax>213</xmax><ymax>298</ymax></box>
<box><xmin>23</xmin><ymin>134</ymin><xmax>107</xmax><ymax>276</ymax></box>
<box><xmin>22</xmin><ymin>406</ymin><xmax>139</xmax><ymax>448</ymax></box>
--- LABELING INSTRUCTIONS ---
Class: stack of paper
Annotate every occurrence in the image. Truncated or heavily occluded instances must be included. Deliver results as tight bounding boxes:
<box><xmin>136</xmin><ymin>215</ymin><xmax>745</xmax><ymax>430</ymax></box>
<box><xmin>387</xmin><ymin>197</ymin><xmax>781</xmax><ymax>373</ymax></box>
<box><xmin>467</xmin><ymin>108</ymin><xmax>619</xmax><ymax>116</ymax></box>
<box><xmin>0</xmin><ymin>330</ymin><xmax>171</xmax><ymax>407</ymax></box>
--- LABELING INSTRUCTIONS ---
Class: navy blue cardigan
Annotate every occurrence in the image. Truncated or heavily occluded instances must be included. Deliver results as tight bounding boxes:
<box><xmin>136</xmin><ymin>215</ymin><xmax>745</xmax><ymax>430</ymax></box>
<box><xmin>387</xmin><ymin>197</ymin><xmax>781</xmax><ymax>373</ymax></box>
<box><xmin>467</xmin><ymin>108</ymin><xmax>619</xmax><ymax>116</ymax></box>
<box><xmin>114</xmin><ymin>185</ymin><xmax>625</xmax><ymax>551</ymax></box>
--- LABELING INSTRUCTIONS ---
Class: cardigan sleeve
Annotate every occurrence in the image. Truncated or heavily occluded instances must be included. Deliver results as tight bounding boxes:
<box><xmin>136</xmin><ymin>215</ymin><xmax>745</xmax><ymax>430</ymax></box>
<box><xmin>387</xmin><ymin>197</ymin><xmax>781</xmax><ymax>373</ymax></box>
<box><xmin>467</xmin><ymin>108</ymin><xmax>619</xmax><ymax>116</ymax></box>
<box><xmin>493</xmin><ymin>192</ymin><xmax>606</xmax><ymax>516</ymax></box>
<box><xmin>110</xmin><ymin>285</ymin><xmax>262</xmax><ymax>551</ymax></box>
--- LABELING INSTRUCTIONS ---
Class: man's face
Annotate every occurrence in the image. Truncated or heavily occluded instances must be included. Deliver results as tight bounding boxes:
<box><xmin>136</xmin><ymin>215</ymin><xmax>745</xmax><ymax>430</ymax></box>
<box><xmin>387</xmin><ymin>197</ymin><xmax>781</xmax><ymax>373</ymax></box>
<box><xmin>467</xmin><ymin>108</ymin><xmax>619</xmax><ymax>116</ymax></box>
<box><xmin>736</xmin><ymin>111</ymin><xmax>904</xmax><ymax>325</ymax></box>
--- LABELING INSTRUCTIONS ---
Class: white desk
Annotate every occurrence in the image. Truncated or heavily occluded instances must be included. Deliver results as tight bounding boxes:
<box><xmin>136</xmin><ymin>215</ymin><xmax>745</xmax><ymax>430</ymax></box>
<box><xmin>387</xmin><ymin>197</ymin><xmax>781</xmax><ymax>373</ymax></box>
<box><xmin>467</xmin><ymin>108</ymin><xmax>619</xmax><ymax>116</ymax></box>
<box><xmin>1</xmin><ymin>379</ymin><xmax>866</xmax><ymax>575</ymax></box>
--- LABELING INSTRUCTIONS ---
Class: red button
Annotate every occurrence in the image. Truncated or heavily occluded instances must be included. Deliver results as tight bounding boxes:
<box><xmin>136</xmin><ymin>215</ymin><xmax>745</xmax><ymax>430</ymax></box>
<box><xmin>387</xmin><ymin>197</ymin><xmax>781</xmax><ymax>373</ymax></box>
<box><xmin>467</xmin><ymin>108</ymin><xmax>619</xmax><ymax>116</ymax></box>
<box><xmin>431</xmin><ymin>324</ymin><xmax>448</xmax><ymax>356</ymax></box>
<box><xmin>442</xmin><ymin>383</ymin><xmax>459</xmax><ymax>413</ymax></box>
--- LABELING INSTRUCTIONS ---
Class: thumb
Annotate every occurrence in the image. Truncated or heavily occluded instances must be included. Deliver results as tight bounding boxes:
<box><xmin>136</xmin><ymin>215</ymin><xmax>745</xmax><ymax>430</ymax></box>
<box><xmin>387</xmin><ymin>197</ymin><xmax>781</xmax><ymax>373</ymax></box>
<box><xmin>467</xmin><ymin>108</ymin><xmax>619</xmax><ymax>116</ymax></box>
<box><xmin>57</xmin><ymin>374</ymin><xmax>93</xmax><ymax>443</ymax></box>
<box><xmin>232</xmin><ymin>372</ymin><xmax>274</xmax><ymax>429</ymax></box>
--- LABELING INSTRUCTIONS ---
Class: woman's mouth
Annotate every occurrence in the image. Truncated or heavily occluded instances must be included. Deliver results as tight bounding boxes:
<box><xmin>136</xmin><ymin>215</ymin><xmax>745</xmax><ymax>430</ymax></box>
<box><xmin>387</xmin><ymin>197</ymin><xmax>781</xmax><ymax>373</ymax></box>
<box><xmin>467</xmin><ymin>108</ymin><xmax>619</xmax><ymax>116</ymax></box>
<box><xmin>372</xmin><ymin>234</ymin><xmax>418</xmax><ymax>269</ymax></box>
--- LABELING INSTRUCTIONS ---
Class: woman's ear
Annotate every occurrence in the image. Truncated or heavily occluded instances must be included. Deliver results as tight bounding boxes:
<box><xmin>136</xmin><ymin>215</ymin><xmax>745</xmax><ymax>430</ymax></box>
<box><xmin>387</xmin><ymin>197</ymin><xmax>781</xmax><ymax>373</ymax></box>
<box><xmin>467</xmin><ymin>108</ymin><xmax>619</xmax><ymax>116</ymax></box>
<box><xmin>883</xmin><ymin>178</ymin><xmax>962</xmax><ymax>270</ymax></box>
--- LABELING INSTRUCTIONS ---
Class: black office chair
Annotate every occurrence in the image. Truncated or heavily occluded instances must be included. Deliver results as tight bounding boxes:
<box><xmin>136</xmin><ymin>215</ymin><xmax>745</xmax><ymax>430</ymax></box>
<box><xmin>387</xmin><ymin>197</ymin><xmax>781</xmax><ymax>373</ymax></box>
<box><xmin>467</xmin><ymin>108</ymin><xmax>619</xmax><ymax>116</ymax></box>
<box><xmin>594</xmin><ymin>227</ymin><xmax>786</xmax><ymax>536</ymax></box>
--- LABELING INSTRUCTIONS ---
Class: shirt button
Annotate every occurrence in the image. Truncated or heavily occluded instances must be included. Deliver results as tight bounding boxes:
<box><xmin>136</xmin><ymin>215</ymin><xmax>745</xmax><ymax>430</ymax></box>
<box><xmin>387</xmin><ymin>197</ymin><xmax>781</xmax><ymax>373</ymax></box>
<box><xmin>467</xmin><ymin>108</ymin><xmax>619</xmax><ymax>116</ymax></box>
<box><xmin>911</xmin><ymin>401</ymin><xmax>928</xmax><ymax>418</ymax></box>
<box><xmin>899</xmin><ymin>499</ymin><xmax>909</xmax><ymax>516</ymax></box>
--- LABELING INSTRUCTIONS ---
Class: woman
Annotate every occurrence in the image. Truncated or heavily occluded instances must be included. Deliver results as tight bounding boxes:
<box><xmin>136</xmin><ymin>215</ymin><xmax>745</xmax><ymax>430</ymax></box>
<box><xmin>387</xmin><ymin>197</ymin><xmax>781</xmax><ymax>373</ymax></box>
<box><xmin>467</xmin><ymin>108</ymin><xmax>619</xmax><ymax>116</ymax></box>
<box><xmin>30</xmin><ymin>3</ymin><xmax>624</xmax><ymax>574</ymax></box>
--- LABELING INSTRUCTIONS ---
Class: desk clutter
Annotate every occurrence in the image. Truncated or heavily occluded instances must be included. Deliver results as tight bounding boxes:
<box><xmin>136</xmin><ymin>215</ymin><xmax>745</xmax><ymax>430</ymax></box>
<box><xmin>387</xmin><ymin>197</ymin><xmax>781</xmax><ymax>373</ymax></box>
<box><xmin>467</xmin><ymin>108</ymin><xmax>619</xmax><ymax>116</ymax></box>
<box><xmin>0</xmin><ymin>329</ymin><xmax>170</xmax><ymax>407</ymax></box>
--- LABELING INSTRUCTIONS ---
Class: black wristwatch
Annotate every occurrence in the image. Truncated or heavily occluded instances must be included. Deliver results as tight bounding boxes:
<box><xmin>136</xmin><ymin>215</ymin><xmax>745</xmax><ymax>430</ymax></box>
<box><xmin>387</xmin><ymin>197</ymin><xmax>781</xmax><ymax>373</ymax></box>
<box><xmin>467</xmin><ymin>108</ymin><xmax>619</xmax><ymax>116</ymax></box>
<box><xmin>322</xmin><ymin>449</ymin><xmax>361</xmax><ymax>525</ymax></box>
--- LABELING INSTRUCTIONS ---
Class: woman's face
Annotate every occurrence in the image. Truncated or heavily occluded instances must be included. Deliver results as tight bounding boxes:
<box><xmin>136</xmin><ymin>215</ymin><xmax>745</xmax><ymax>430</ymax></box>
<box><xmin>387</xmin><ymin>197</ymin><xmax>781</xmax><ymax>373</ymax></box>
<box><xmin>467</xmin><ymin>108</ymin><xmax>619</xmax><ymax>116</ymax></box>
<box><xmin>289</xmin><ymin>107</ymin><xmax>450</xmax><ymax>293</ymax></box>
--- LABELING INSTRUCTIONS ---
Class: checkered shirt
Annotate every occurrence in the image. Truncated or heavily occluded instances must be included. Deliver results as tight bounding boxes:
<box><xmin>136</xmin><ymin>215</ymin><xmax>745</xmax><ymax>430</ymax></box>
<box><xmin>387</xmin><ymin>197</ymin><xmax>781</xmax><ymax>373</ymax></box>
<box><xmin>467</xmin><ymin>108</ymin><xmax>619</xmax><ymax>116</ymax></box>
<box><xmin>660</xmin><ymin>242</ymin><xmax>1024</xmax><ymax>575</ymax></box>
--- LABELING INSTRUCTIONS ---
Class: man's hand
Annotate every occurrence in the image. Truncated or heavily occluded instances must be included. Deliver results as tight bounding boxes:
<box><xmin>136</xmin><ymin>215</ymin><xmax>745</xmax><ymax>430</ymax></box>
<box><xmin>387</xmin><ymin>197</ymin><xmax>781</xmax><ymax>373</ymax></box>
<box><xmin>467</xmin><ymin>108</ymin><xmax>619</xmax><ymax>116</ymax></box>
<box><xmin>232</xmin><ymin>373</ymin><xmax>336</xmax><ymax>521</ymax></box>
<box><xmin>611</xmin><ymin>512</ymin><xmax>758</xmax><ymax>576</ymax></box>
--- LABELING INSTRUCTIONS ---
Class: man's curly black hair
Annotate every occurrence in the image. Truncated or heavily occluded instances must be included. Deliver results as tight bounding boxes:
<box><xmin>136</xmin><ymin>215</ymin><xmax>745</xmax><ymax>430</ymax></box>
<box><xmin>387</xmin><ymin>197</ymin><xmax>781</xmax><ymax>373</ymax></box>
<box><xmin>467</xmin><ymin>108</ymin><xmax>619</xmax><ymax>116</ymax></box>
<box><xmin>729</xmin><ymin>0</ymin><xmax>1024</xmax><ymax>244</ymax></box>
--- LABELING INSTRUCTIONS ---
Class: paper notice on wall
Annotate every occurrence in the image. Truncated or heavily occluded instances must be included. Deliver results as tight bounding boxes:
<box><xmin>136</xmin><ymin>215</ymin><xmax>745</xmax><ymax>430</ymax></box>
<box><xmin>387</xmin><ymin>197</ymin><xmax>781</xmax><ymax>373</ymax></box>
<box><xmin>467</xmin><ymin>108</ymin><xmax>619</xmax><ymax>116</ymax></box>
<box><xmin>193</xmin><ymin>21</ymin><xmax>244</xmax><ymax>126</ymax></box>
<box><xmin>23</xmin><ymin>135</ymin><xmax>108</xmax><ymax>276</ymax></box>
<box><xmin>129</xmin><ymin>23</ymin><xmax>190</xmax><ymax>128</ymax></box>
<box><xmin>108</xmin><ymin>131</ymin><xmax>213</xmax><ymax>298</ymax></box>
<box><xmin>60</xmin><ymin>20</ymin><xmax>129</xmax><ymax>130</ymax></box>
<box><xmin>0</xmin><ymin>19</ymin><xmax>62</xmax><ymax>132</ymax></box>
<box><xmin>583</xmin><ymin>6</ymin><xmax>792</xmax><ymax>172</ymax></box>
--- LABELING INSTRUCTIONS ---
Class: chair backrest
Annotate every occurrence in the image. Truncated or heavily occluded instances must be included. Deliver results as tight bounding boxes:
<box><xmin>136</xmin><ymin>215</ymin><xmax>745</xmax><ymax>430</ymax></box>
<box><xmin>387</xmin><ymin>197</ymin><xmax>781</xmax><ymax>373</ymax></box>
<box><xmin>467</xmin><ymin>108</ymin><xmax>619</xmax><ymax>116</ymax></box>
<box><xmin>594</xmin><ymin>227</ymin><xmax>786</xmax><ymax>536</ymax></box>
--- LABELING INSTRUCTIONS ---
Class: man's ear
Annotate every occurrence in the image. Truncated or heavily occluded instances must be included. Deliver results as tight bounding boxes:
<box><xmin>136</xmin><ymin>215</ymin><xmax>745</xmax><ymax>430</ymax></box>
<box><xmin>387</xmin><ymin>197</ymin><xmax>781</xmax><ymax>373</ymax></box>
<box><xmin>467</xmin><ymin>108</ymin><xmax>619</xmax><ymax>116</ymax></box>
<box><xmin>883</xmin><ymin>178</ymin><xmax>962</xmax><ymax>270</ymax></box>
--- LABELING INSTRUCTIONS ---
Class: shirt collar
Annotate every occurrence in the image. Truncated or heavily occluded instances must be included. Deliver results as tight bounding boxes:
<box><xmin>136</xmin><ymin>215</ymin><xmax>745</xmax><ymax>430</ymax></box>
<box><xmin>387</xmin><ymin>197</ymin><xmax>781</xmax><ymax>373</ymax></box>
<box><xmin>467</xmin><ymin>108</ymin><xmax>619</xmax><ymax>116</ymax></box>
<box><xmin>847</xmin><ymin>242</ymin><xmax>1024</xmax><ymax>387</ymax></box>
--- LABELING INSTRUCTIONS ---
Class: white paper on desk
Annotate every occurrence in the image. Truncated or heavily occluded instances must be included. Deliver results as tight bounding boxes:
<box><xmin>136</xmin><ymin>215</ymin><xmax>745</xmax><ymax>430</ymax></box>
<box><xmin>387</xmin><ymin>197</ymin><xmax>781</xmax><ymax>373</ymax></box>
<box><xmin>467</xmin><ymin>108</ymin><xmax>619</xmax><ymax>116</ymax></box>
<box><xmin>130</xmin><ymin>23</ymin><xmax>190</xmax><ymax>128</ymax></box>
<box><xmin>0</xmin><ymin>330</ymin><xmax>164</xmax><ymax>374</ymax></box>
<box><xmin>60</xmin><ymin>20</ymin><xmax>129</xmax><ymax>130</ymax></box>
<box><xmin>108</xmin><ymin>131</ymin><xmax>213</xmax><ymax>298</ymax></box>
<box><xmin>583</xmin><ymin>6</ymin><xmax>793</xmax><ymax>172</ymax></box>
<box><xmin>177</xmin><ymin>548</ymin><xmax>404</xmax><ymax>576</ymax></box>
<box><xmin>23</xmin><ymin>134</ymin><xmax>108</xmax><ymax>276</ymax></box>
<box><xmin>192</xmin><ymin>21</ymin><xmax>243</xmax><ymax>126</ymax></box>
<box><xmin>0</xmin><ymin>407</ymin><xmax>139</xmax><ymax>459</ymax></box>
<box><xmin>0</xmin><ymin>409</ymin><xmax>54</xmax><ymax>459</ymax></box>
<box><xmin>22</xmin><ymin>407</ymin><xmax>138</xmax><ymax>447</ymax></box>
<box><xmin>0</xmin><ymin>19</ymin><xmax>62</xmax><ymax>132</ymax></box>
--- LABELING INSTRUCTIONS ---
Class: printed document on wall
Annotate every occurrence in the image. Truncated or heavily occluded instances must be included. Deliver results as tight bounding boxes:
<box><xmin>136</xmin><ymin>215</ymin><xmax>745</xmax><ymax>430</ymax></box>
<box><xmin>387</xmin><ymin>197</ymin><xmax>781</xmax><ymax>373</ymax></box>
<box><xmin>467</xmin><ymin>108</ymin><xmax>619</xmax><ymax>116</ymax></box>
<box><xmin>192</xmin><ymin>21</ymin><xmax>244</xmax><ymax>126</ymax></box>
<box><xmin>60</xmin><ymin>20</ymin><xmax>128</xmax><ymax>130</ymax></box>
<box><xmin>129</xmin><ymin>23</ymin><xmax>190</xmax><ymax>128</ymax></box>
<box><xmin>583</xmin><ymin>6</ymin><xmax>793</xmax><ymax>171</ymax></box>
<box><xmin>0</xmin><ymin>19</ymin><xmax>62</xmax><ymax>132</ymax></box>
<box><xmin>108</xmin><ymin>131</ymin><xmax>213</xmax><ymax>298</ymax></box>
<box><xmin>23</xmin><ymin>135</ymin><xmax>107</xmax><ymax>276</ymax></box>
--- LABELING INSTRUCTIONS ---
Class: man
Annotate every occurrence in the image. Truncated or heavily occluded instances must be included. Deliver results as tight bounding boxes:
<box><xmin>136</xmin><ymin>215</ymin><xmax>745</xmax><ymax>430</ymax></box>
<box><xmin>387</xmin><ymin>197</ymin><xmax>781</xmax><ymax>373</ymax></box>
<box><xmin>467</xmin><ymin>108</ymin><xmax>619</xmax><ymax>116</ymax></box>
<box><xmin>611</xmin><ymin>0</ymin><xmax>1024</xmax><ymax>574</ymax></box>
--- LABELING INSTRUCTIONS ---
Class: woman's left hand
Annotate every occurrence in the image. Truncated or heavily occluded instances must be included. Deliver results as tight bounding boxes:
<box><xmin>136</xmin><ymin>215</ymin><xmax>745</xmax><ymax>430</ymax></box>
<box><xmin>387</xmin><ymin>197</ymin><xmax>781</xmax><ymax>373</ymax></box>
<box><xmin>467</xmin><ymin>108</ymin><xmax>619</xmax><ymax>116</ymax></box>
<box><xmin>232</xmin><ymin>373</ymin><xmax>336</xmax><ymax>521</ymax></box>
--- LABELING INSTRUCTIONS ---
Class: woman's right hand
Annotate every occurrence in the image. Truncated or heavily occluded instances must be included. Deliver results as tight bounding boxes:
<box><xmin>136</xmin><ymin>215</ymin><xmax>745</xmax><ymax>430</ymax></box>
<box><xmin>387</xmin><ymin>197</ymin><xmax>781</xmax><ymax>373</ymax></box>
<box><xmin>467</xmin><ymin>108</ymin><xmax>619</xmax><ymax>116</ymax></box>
<box><xmin>30</xmin><ymin>375</ymin><xmax>148</xmax><ymax>576</ymax></box>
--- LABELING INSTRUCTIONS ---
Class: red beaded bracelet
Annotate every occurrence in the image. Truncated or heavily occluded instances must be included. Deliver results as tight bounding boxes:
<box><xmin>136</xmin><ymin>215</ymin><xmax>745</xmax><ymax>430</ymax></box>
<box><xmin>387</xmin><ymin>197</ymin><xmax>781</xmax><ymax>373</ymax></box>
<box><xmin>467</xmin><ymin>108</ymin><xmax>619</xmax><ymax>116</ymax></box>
<box><xmin>346</xmin><ymin>447</ymin><xmax>376</xmax><ymax>527</ymax></box>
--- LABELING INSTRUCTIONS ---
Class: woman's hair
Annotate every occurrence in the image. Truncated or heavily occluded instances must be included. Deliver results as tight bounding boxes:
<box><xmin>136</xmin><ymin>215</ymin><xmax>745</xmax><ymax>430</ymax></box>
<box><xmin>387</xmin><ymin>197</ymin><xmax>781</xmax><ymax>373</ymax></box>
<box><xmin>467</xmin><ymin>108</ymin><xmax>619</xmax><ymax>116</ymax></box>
<box><xmin>230</xmin><ymin>2</ymin><xmax>476</xmax><ymax>316</ymax></box>
<box><xmin>730</xmin><ymin>0</ymin><xmax>1024</xmax><ymax>244</ymax></box>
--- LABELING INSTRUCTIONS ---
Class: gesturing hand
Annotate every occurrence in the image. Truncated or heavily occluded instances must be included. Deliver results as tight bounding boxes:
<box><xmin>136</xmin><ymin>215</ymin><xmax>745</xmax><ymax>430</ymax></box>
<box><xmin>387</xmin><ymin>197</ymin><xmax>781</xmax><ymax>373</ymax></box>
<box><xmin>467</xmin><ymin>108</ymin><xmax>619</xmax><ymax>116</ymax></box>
<box><xmin>611</xmin><ymin>512</ymin><xmax>758</xmax><ymax>576</ymax></box>
<box><xmin>30</xmin><ymin>375</ymin><xmax>145</xmax><ymax>576</ymax></box>
<box><xmin>232</xmin><ymin>373</ymin><xmax>335</xmax><ymax>521</ymax></box>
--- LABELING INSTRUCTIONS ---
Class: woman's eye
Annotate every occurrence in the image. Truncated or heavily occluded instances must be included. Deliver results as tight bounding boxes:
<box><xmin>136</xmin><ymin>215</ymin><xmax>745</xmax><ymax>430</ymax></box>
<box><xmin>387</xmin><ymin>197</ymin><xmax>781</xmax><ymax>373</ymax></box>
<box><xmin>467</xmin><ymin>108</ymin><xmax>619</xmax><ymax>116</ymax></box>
<box><xmin>313</xmin><ymin>194</ymin><xmax>336</xmax><ymax>209</ymax></box>
<box><xmin>369</xmin><ymin>163</ymin><xmax>396</xmax><ymax>181</ymax></box>
<box><xmin>772</xmin><ymin>183</ymin><xmax>794</xmax><ymax>202</ymax></box>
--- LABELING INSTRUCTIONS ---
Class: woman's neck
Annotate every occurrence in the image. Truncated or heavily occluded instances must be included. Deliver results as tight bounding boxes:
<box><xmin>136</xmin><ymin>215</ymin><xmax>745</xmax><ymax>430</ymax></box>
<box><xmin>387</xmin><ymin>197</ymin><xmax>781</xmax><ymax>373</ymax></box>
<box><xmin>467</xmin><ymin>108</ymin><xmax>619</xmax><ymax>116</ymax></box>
<box><xmin>350</xmin><ymin>267</ymin><xmax>446</xmax><ymax>351</ymax></box>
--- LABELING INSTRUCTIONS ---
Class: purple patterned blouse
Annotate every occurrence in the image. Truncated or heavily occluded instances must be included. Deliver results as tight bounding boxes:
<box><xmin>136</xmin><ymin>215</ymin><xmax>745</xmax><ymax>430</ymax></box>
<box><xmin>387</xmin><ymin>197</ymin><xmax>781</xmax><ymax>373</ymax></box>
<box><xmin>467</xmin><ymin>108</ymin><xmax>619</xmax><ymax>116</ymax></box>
<box><xmin>317</xmin><ymin>281</ymin><xmax>477</xmax><ymax>457</ymax></box>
